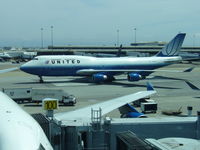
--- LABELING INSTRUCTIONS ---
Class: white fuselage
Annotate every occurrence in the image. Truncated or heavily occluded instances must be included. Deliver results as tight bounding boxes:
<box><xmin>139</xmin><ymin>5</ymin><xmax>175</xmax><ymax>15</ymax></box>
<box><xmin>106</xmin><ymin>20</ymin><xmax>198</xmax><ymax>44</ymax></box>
<box><xmin>20</xmin><ymin>55</ymin><xmax>182</xmax><ymax>77</ymax></box>
<box><xmin>0</xmin><ymin>92</ymin><xmax>53</xmax><ymax>150</ymax></box>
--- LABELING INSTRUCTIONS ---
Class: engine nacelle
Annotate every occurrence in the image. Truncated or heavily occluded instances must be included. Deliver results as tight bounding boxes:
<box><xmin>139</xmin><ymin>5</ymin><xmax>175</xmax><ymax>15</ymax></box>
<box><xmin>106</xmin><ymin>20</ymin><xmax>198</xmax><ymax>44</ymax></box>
<box><xmin>92</xmin><ymin>73</ymin><xmax>108</xmax><ymax>83</ymax></box>
<box><xmin>127</xmin><ymin>73</ymin><xmax>142</xmax><ymax>81</ymax></box>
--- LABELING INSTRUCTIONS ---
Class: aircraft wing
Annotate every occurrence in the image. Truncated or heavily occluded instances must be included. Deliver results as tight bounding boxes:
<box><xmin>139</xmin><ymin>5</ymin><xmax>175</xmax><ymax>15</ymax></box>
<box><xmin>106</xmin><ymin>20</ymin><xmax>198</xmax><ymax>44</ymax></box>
<box><xmin>0</xmin><ymin>67</ymin><xmax>18</xmax><ymax>74</ymax></box>
<box><xmin>54</xmin><ymin>88</ymin><xmax>156</xmax><ymax>121</ymax></box>
<box><xmin>76</xmin><ymin>67</ymin><xmax>194</xmax><ymax>75</ymax></box>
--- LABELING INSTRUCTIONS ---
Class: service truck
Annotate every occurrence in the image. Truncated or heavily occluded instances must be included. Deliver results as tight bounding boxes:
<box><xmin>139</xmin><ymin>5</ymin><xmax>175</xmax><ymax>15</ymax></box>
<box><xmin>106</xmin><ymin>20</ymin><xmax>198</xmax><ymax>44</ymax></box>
<box><xmin>2</xmin><ymin>88</ymin><xmax>76</xmax><ymax>105</ymax></box>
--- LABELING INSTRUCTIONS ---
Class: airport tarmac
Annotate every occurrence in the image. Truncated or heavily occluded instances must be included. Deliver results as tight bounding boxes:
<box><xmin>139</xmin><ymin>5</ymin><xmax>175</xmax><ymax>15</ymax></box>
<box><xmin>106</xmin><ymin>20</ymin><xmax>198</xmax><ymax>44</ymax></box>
<box><xmin>0</xmin><ymin>62</ymin><xmax>200</xmax><ymax>118</ymax></box>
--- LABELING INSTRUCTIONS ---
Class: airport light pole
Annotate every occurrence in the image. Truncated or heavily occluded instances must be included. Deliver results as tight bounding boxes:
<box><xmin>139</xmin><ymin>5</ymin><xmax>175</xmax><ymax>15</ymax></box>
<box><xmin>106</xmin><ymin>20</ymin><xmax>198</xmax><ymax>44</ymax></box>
<box><xmin>134</xmin><ymin>28</ymin><xmax>137</xmax><ymax>44</ymax></box>
<box><xmin>117</xmin><ymin>29</ymin><xmax>119</xmax><ymax>46</ymax></box>
<box><xmin>193</xmin><ymin>34</ymin><xmax>196</xmax><ymax>47</ymax></box>
<box><xmin>41</xmin><ymin>28</ymin><xmax>44</xmax><ymax>49</ymax></box>
<box><xmin>51</xmin><ymin>26</ymin><xmax>54</xmax><ymax>47</ymax></box>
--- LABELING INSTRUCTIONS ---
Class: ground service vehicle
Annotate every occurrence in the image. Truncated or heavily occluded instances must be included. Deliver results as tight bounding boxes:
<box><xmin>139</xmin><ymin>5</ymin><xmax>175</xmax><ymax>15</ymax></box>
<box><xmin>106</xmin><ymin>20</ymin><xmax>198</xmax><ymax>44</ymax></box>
<box><xmin>2</xmin><ymin>88</ymin><xmax>76</xmax><ymax>105</ymax></box>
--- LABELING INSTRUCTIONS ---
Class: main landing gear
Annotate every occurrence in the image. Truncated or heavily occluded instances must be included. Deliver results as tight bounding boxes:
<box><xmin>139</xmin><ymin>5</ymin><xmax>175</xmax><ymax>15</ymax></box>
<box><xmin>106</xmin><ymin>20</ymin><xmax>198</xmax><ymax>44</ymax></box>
<box><xmin>39</xmin><ymin>76</ymin><xmax>44</xmax><ymax>83</ymax></box>
<box><xmin>107</xmin><ymin>76</ymin><xmax>116</xmax><ymax>82</ymax></box>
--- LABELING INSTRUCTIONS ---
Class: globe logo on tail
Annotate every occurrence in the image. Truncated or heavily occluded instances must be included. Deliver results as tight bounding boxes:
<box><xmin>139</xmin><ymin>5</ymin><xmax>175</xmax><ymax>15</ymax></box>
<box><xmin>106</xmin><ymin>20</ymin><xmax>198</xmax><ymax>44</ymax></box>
<box><xmin>157</xmin><ymin>33</ymin><xmax>186</xmax><ymax>57</ymax></box>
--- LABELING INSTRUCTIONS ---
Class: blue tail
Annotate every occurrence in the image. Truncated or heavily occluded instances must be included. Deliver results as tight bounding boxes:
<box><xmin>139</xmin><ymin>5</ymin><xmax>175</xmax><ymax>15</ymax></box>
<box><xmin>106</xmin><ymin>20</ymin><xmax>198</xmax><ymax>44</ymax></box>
<box><xmin>156</xmin><ymin>33</ymin><xmax>186</xmax><ymax>57</ymax></box>
<box><xmin>119</xmin><ymin>104</ymin><xmax>146</xmax><ymax>118</ymax></box>
<box><xmin>147</xmin><ymin>82</ymin><xmax>154</xmax><ymax>91</ymax></box>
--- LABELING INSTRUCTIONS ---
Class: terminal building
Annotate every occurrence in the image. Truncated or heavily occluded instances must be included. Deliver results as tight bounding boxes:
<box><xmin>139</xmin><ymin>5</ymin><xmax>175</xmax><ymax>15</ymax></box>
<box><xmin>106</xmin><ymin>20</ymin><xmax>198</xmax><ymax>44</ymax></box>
<box><xmin>130</xmin><ymin>41</ymin><xmax>167</xmax><ymax>46</ymax></box>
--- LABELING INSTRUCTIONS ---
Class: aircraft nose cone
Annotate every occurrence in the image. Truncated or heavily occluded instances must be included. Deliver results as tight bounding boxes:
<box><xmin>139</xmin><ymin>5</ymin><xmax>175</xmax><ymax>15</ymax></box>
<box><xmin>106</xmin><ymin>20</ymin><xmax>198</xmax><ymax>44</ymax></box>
<box><xmin>20</xmin><ymin>62</ymin><xmax>41</xmax><ymax>76</ymax></box>
<box><xmin>20</xmin><ymin>64</ymin><xmax>25</xmax><ymax>71</ymax></box>
<box><xmin>20</xmin><ymin>63</ymin><xmax>28</xmax><ymax>72</ymax></box>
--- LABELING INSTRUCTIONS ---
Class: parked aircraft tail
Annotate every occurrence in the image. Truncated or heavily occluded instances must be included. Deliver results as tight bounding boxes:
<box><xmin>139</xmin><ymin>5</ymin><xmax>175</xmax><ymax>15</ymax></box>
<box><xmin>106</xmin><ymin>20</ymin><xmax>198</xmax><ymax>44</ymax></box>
<box><xmin>118</xmin><ymin>82</ymin><xmax>154</xmax><ymax>118</ymax></box>
<box><xmin>156</xmin><ymin>33</ymin><xmax>186</xmax><ymax>57</ymax></box>
<box><xmin>116</xmin><ymin>44</ymin><xmax>122</xmax><ymax>57</ymax></box>
<box><xmin>119</xmin><ymin>104</ymin><xmax>146</xmax><ymax>118</ymax></box>
<box><xmin>147</xmin><ymin>82</ymin><xmax>154</xmax><ymax>91</ymax></box>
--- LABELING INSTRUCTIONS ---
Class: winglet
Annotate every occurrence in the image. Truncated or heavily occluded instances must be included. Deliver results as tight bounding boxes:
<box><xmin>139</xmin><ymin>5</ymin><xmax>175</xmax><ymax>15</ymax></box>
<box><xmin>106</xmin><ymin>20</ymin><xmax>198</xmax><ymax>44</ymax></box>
<box><xmin>147</xmin><ymin>82</ymin><xmax>154</xmax><ymax>91</ymax></box>
<box><xmin>183</xmin><ymin>67</ymin><xmax>195</xmax><ymax>72</ymax></box>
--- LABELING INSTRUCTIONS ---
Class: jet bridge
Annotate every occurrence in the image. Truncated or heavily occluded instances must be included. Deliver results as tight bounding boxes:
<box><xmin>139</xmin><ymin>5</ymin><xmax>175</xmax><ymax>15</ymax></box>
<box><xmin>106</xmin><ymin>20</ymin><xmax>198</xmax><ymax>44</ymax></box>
<box><xmin>32</xmin><ymin>111</ymin><xmax>200</xmax><ymax>150</ymax></box>
<box><xmin>116</xmin><ymin>131</ymin><xmax>161</xmax><ymax>150</ymax></box>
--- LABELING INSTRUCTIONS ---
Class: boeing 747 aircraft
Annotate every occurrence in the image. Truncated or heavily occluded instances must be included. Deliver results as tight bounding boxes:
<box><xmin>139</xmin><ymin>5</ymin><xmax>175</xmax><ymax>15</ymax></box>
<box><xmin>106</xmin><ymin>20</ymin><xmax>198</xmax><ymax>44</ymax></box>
<box><xmin>20</xmin><ymin>33</ymin><xmax>186</xmax><ymax>83</ymax></box>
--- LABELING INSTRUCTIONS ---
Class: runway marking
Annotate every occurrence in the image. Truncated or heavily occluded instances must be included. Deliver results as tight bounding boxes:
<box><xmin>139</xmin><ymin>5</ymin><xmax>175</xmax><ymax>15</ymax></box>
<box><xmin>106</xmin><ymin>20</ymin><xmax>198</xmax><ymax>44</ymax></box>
<box><xmin>87</xmin><ymin>99</ymin><xmax>99</xmax><ymax>102</ymax></box>
<box><xmin>44</xmin><ymin>78</ymin><xmax>75</xmax><ymax>82</ymax></box>
<box><xmin>53</xmin><ymin>83</ymin><xmax>90</xmax><ymax>87</ymax></box>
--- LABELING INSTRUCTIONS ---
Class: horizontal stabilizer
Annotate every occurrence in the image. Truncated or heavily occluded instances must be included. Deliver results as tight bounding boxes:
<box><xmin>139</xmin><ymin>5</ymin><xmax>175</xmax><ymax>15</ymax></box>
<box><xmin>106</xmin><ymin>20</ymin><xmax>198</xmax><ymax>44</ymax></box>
<box><xmin>183</xmin><ymin>67</ymin><xmax>195</xmax><ymax>72</ymax></box>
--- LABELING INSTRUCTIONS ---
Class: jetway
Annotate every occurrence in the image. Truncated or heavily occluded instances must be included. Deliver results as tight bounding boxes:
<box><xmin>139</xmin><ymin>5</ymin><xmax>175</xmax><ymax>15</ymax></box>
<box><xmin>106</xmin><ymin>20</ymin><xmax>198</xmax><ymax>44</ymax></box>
<box><xmin>32</xmin><ymin>110</ymin><xmax>200</xmax><ymax>150</ymax></box>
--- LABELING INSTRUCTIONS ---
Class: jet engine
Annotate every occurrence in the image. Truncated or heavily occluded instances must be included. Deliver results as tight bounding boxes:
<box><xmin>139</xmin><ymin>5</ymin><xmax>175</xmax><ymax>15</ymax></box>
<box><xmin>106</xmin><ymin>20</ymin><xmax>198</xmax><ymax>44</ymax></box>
<box><xmin>92</xmin><ymin>73</ymin><xmax>108</xmax><ymax>82</ymax></box>
<box><xmin>127</xmin><ymin>73</ymin><xmax>143</xmax><ymax>81</ymax></box>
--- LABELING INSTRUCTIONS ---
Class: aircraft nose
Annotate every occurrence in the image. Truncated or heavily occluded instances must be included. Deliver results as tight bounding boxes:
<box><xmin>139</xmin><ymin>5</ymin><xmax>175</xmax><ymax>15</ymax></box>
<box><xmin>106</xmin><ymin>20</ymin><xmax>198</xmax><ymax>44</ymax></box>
<box><xmin>20</xmin><ymin>61</ymin><xmax>41</xmax><ymax>75</ymax></box>
<box><xmin>20</xmin><ymin>64</ymin><xmax>25</xmax><ymax>71</ymax></box>
<box><xmin>20</xmin><ymin>63</ymin><xmax>29</xmax><ymax>72</ymax></box>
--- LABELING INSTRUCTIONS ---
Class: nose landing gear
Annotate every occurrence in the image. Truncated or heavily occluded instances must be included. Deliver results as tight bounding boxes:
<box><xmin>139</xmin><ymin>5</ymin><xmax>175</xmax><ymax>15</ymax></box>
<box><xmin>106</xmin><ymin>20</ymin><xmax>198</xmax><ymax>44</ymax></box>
<box><xmin>39</xmin><ymin>76</ymin><xmax>44</xmax><ymax>83</ymax></box>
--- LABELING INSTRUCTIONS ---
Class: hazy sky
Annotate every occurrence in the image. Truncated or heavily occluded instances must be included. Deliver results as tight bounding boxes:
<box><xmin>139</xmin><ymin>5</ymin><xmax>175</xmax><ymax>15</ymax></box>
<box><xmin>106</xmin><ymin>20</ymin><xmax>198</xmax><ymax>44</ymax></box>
<box><xmin>0</xmin><ymin>0</ymin><xmax>200</xmax><ymax>47</ymax></box>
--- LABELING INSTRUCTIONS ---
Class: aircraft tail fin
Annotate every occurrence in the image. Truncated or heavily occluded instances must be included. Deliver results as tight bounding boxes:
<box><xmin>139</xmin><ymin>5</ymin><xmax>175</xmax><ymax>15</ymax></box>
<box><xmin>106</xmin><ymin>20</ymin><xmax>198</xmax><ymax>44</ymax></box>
<box><xmin>147</xmin><ymin>82</ymin><xmax>154</xmax><ymax>91</ymax></box>
<box><xmin>156</xmin><ymin>33</ymin><xmax>186</xmax><ymax>57</ymax></box>
<box><xmin>116</xmin><ymin>44</ymin><xmax>122</xmax><ymax>57</ymax></box>
<box><xmin>119</xmin><ymin>104</ymin><xmax>146</xmax><ymax>118</ymax></box>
